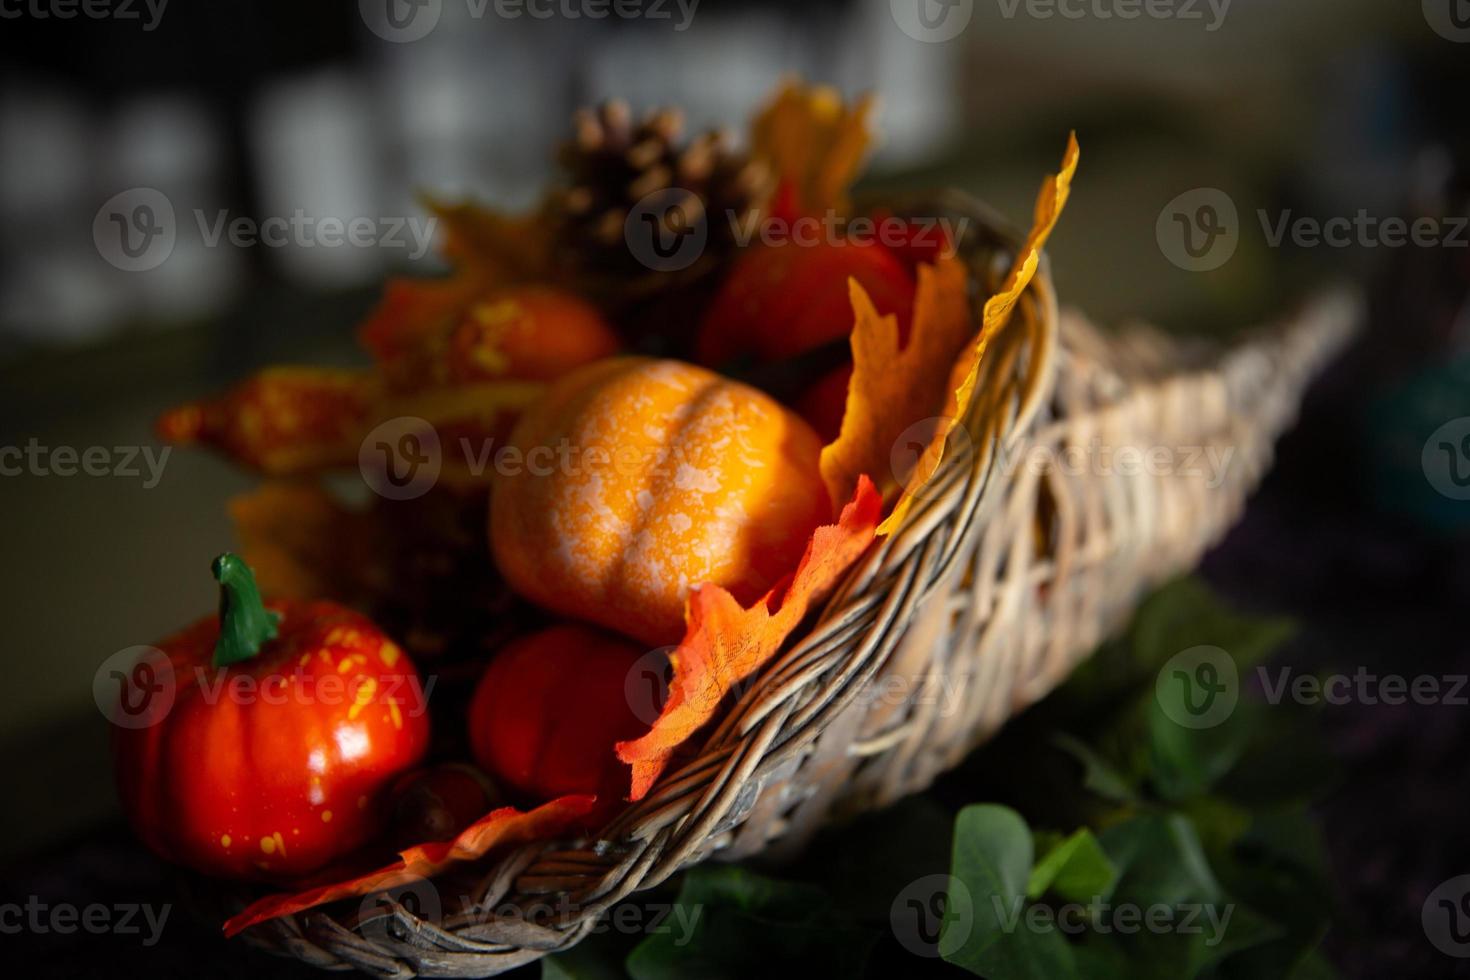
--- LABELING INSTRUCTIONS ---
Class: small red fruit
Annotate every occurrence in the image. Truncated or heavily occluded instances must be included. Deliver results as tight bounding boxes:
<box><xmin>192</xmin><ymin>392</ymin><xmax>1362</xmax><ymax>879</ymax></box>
<box><xmin>468</xmin><ymin>625</ymin><xmax>651</xmax><ymax>812</ymax></box>
<box><xmin>695</xmin><ymin>239</ymin><xmax>917</xmax><ymax>367</ymax></box>
<box><xmin>112</xmin><ymin>555</ymin><xmax>430</xmax><ymax>882</ymax></box>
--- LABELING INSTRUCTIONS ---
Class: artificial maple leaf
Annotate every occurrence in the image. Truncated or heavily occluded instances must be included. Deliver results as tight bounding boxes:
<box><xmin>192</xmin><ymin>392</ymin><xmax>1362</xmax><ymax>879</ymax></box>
<box><xmin>222</xmin><ymin>795</ymin><xmax>595</xmax><ymax>937</ymax></box>
<box><xmin>228</xmin><ymin>482</ymin><xmax>384</xmax><ymax>603</ymax></box>
<box><xmin>423</xmin><ymin>195</ymin><xmax>554</xmax><ymax>283</ymax></box>
<box><xmin>749</xmin><ymin>80</ymin><xmax>877</xmax><ymax>216</ymax></box>
<box><xmin>616</xmin><ymin>476</ymin><xmax>883</xmax><ymax>800</ymax></box>
<box><xmin>819</xmin><ymin>133</ymin><xmax>1081</xmax><ymax>534</ymax></box>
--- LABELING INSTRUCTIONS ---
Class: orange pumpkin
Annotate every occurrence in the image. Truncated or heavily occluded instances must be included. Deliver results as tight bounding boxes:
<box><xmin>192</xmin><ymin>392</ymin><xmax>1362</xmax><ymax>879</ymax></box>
<box><xmin>694</xmin><ymin>239</ymin><xmax>916</xmax><ymax>367</ymax></box>
<box><xmin>467</xmin><ymin>625</ymin><xmax>648</xmax><ymax>809</ymax></box>
<box><xmin>490</xmin><ymin>357</ymin><xmax>831</xmax><ymax>646</ymax></box>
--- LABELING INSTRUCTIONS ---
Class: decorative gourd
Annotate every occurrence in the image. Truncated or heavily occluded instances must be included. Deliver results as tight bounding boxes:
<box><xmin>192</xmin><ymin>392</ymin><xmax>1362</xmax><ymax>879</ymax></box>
<box><xmin>694</xmin><ymin>239</ymin><xmax>916</xmax><ymax>367</ymax></box>
<box><xmin>490</xmin><ymin>357</ymin><xmax>831</xmax><ymax>645</ymax></box>
<box><xmin>111</xmin><ymin>555</ymin><xmax>430</xmax><ymax>882</ymax></box>
<box><xmin>467</xmin><ymin>625</ymin><xmax>648</xmax><ymax>808</ymax></box>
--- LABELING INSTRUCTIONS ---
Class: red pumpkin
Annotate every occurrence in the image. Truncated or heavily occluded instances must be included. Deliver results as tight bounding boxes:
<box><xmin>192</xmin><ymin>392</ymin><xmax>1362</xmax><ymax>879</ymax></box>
<box><xmin>468</xmin><ymin>625</ymin><xmax>651</xmax><ymax>812</ymax></box>
<box><xmin>111</xmin><ymin>555</ymin><xmax>430</xmax><ymax>882</ymax></box>
<box><xmin>695</xmin><ymin>239</ymin><xmax>917</xmax><ymax>367</ymax></box>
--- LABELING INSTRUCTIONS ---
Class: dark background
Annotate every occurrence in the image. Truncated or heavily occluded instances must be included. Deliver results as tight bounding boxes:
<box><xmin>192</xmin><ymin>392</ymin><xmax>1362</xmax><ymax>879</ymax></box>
<box><xmin>1</xmin><ymin>0</ymin><xmax>1467</xmax><ymax>976</ymax></box>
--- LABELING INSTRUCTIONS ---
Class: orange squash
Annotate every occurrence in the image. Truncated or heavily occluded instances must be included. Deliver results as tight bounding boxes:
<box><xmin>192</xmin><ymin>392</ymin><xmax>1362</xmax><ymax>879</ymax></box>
<box><xmin>490</xmin><ymin>357</ymin><xmax>831</xmax><ymax>646</ymax></box>
<box><xmin>467</xmin><ymin>625</ymin><xmax>647</xmax><ymax>808</ymax></box>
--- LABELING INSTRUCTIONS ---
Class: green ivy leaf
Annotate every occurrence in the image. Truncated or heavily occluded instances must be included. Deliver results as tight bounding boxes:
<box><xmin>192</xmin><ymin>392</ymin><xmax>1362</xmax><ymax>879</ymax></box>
<box><xmin>624</xmin><ymin>865</ymin><xmax>875</xmax><ymax>980</ymax></box>
<box><xmin>1028</xmin><ymin>828</ymin><xmax>1119</xmax><ymax>903</ymax></box>
<box><xmin>944</xmin><ymin>804</ymin><xmax>1079</xmax><ymax>979</ymax></box>
<box><xmin>1052</xmin><ymin>734</ymin><xmax>1140</xmax><ymax>803</ymax></box>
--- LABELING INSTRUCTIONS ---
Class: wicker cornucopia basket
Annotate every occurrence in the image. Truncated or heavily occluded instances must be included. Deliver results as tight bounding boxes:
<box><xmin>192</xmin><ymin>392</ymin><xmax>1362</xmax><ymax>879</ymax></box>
<box><xmin>229</xmin><ymin>193</ymin><xmax>1361</xmax><ymax>978</ymax></box>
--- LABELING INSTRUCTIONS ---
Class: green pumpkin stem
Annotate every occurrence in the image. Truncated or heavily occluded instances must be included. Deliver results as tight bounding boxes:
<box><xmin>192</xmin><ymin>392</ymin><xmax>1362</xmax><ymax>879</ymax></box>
<box><xmin>212</xmin><ymin>553</ymin><xmax>281</xmax><ymax>668</ymax></box>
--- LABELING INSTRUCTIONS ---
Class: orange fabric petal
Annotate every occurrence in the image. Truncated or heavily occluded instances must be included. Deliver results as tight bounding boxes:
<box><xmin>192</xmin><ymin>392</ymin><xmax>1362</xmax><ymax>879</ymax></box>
<box><xmin>616</xmin><ymin>477</ymin><xmax>883</xmax><ymax>800</ymax></box>
<box><xmin>222</xmin><ymin>796</ymin><xmax>595</xmax><ymax>937</ymax></box>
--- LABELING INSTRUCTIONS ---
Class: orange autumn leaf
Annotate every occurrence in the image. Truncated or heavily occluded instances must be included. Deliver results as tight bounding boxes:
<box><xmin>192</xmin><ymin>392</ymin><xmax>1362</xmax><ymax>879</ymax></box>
<box><xmin>820</xmin><ymin>133</ymin><xmax>1081</xmax><ymax>534</ymax></box>
<box><xmin>222</xmin><ymin>795</ymin><xmax>595</xmax><ymax>937</ymax></box>
<box><xmin>616</xmin><ymin>476</ymin><xmax>883</xmax><ymax>800</ymax></box>
<box><xmin>423</xmin><ymin>195</ymin><xmax>554</xmax><ymax>283</ymax></box>
<box><xmin>228</xmin><ymin>482</ymin><xmax>384</xmax><ymax>602</ymax></box>
<box><xmin>818</xmin><ymin>255</ymin><xmax>973</xmax><ymax>512</ymax></box>
<box><xmin>749</xmin><ymin>81</ymin><xmax>877</xmax><ymax>216</ymax></box>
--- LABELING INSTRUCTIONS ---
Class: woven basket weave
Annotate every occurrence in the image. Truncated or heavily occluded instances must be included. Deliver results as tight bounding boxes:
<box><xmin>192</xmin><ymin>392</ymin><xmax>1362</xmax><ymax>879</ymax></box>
<box><xmin>238</xmin><ymin>193</ymin><xmax>1360</xmax><ymax>978</ymax></box>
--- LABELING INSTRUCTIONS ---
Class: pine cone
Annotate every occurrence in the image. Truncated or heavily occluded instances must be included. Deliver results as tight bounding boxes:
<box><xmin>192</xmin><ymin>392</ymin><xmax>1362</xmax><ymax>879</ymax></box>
<box><xmin>552</xmin><ymin>100</ymin><xmax>773</xmax><ymax>283</ymax></box>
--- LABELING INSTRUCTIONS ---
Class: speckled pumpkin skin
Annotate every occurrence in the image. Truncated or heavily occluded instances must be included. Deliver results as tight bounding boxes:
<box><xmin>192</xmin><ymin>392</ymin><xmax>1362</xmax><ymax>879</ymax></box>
<box><xmin>490</xmin><ymin>357</ymin><xmax>831</xmax><ymax>646</ymax></box>
<box><xmin>112</xmin><ymin>602</ymin><xmax>430</xmax><ymax>882</ymax></box>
